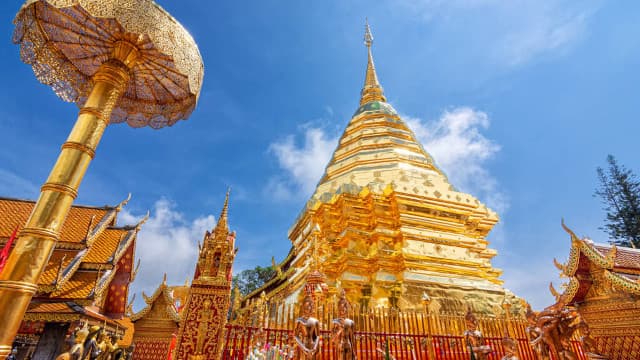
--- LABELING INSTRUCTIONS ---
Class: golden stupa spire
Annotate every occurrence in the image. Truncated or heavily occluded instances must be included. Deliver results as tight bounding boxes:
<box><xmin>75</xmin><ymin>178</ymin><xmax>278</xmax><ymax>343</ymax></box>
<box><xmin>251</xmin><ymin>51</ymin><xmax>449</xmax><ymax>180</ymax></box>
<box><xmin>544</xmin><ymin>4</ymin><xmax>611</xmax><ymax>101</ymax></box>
<box><xmin>360</xmin><ymin>19</ymin><xmax>387</xmax><ymax>106</ymax></box>
<box><xmin>214</xmin><ymin>188</ymin><xmax>231</xmax><ymax>236</ymax></box>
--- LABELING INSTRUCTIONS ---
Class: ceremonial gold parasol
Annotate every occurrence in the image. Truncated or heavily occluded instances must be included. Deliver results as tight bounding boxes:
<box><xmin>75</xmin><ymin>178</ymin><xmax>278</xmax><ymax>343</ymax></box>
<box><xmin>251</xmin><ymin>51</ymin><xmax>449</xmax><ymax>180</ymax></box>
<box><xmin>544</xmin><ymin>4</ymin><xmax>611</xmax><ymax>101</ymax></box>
<box><xmin>0</xmin><ymin>0</ymin><xmax>203</xmax><ymax>354</ymax></box>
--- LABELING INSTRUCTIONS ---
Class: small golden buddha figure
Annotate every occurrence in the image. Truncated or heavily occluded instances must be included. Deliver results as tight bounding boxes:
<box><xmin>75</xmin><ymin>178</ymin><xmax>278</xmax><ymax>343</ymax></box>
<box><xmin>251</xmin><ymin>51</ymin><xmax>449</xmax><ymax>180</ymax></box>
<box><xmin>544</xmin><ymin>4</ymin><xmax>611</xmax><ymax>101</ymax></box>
<box><xmin>293</xmin><ymin>293</ymin><xmax>320</xmax><ymax>359</ymax></box>
<box><xmin>500</xmin><ymin>336</ymin><xmax>519</xmax><ymax>360</ymax></box>
<box><xmin>331</xmin><ymin>290</ymin><xmax>356</xmax><ymax>360</ymax></box>
<box><xmin>85</xmin><ymin>325</ymin><xmax>104</xmax><ymax>360</ymax></box>
<box><xmin>56</xmin><ymin>324</ymin><xmax>90</xmax><ymax>360</ymax></box>
<box><xmin>463</xmin><ymin>307</ymin><xmax>491</xmax><ymax>360</ymax></box>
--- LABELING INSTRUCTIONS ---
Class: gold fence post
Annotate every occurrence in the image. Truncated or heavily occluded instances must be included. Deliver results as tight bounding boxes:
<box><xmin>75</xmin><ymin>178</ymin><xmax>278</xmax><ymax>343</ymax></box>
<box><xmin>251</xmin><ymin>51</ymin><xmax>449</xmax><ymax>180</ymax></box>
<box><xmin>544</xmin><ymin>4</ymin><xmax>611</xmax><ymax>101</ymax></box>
<box><xmin>422</xmin><ymin>293</ymin><xmax>436</xmax><ymax>360</ymax></box>
<box><xmin>502</xmin><ymin>298</ymin><xmax>513</xmax><ymax>338</ymax></box>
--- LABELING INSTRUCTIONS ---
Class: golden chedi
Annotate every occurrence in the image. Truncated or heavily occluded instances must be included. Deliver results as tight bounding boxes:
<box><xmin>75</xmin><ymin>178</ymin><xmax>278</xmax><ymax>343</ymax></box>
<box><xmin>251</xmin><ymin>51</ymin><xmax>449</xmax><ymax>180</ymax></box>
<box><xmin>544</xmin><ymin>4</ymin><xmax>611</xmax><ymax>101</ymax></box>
<box><xmin>252</xmin><ymin>22</ymin><xmax>515</xmax><ymax>316</ymax></box>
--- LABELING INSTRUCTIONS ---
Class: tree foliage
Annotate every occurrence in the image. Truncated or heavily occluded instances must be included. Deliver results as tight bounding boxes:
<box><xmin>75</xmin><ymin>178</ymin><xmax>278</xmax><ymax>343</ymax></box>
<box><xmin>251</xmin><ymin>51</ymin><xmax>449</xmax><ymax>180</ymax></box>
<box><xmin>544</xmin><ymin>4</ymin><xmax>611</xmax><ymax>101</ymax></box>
<box><xmin>232</xmin><ymin>265</ymin><xmax>275</xmax><ymax>296</ymax></box>
<box><xmin>595</xmin><ymin>155</ymin><xmax>640</xmax><ymax>248</ymax></box>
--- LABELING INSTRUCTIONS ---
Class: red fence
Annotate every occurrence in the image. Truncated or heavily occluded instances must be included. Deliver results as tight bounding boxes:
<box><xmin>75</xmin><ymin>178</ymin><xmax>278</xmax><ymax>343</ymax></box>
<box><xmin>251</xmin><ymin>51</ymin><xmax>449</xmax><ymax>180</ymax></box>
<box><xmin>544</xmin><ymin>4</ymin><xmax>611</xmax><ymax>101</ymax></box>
<box><xmin>221</xmin><ymin>325</ymin><xmax>587</xmax><ymax>360</ymax></box>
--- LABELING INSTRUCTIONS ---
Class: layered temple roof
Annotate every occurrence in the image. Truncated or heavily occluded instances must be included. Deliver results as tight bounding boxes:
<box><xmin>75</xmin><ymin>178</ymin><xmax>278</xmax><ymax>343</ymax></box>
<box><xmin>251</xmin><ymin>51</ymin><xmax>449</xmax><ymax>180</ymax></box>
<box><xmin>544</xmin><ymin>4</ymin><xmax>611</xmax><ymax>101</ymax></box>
<box><xmin>553</xmin><ymin>221</ymin><xmax>640</xmax><ymax>303</ymax></box>
<box><xmin>131</xmin><ymin>276</ymin><xmax>184</xmax><ymax>323</ymax></box>
<box><xmin>0</xmin><ymin>196</ymin><xmax>143</xmax><ymax>322</ymax></box>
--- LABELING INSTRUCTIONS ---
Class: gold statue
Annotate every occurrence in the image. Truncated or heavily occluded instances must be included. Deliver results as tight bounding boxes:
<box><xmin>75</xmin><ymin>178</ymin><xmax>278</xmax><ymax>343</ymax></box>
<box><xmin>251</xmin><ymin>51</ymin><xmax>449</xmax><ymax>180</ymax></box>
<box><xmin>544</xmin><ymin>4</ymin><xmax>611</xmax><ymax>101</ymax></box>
<box><xmin>578</xmin><ymin>321</ymin><xmax>608</xmax><ymax>360</ymax></box>
<box><xmin>56</xmin><ymin>324</ymin><xmax>90</xmax><ymax>360</ymax></box>
<box><xmin>195</xmin><ymin>299</ymin><xmax>213</xmax><ymax>355</ymax></box>
<box><xmin>500</xmin><ymin>336</ymin><xmax>519</xmax><ymax>360</ymax></box>
<box><xmin>293</xmin><ymin>293</ymin><xmax>320</xmax><ymax>359</ymax></box>
<box><xmin>110</xmin><ymin>334</ymin><xmax>127</xmax><ymax>360</ymax></box>
<box><xmin>463</xmin><ymin>307</ymin><xmax>491</xmax><ymax>360</ymax></box>
<box><xmin>525</xmin><ymin>305</ymin><xmax>549</xmax><ymax>360</ymax></box>
<box><xmin>84</xmin><ymin>325</ymin><xmax>104</xmax><ymax>360</ymax></box>
<box><xmin>230</xmin><ymin>285</ymin><xmax>242</xmax><ymax>322</ymax></box>
<box><xmin>535</xmin><ymin>295</ymin><xmax>579</xmax><ymax>360</ymax></box>
<box><xmin>331</xmin><ymin>290</ymin><xmax>356</xmax><ymax>360</ymax></box>
<box><xmin>95</xmin><ymin>330</ymin><xmax>109</xmax><ymax>360</ymax></box>
<box><xmin>272</xmin><ymin>256</ymin><xmax>283</xmax><ymax>277</ymax></box>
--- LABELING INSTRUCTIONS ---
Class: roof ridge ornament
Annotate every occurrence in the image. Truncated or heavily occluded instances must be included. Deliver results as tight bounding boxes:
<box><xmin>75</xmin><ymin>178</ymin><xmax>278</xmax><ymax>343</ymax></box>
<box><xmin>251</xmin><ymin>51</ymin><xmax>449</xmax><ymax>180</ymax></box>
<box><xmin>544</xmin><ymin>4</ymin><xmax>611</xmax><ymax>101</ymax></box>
<box><xmin>131</xmin><ymin>258</ymin><xmax>141</xmax><ymax>282</ymax></box>
<box><xmin>134</xmin><ymin>211</ymin><xmax>150</xmax><ymax>231</ymax></box>
<box><xmin>116</xmin><ymin>193</ymin><xmax>132</xmax><ymax>212</ymax></box>
<box><xmin>125</xmin><ymin>293</ymin><xmax>136</xmax><ymax>317</ymax></box>
<box><xmin>561</xmin><ymin>218</ymin><xmax>581</xmax><ymax>244</ymax></box>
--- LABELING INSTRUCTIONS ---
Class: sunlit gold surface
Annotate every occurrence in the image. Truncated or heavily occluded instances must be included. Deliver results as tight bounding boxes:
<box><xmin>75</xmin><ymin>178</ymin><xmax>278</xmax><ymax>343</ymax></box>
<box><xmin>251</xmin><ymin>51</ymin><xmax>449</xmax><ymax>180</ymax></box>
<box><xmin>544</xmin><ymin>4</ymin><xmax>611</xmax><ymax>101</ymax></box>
<box><xmin>3</xmin><ymin>0</ymin><xmax>202</xmax><ymax>354</ymax></box>
<box><xmin>553</xmin><ymin>222</ymin><xmax>640</xmax><ymax>359</ymax></box>
<box><xmin>175</xmin><ymin>192</ymin><xmax>238</xmax><ymax>360</ymax></box>
<box><xmin>131</xmin><ymin>284</ymin><xmax>182</xmax><ymax>360</ymax></box>
<box><xmin>14</xmin><ymin>0</ymin><xmax>204</xmax><ymax>128</ymax></box>
<box><xmin>0</xmin><ymin>57</ymin><xmax>130</xmax><ymax>356</ymax></box>
<box><xmin>249</xmin><ymin>22</ymin><xmax>513</xmax><ymax>316</ymax></box>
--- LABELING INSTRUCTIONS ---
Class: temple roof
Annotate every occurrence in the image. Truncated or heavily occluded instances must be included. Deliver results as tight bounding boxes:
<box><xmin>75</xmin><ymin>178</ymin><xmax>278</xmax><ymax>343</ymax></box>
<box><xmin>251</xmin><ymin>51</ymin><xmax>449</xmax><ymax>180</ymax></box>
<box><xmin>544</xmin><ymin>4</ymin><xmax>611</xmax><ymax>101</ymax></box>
<box><xmin>0</xmin><ymin>196</ymin><xmax>142</xmax><ymax>306</ymax></box>
<box><xmin>554</xmin><ymin>221</ymin><xmax>640</xmax><ymax>304</ymax></box>
<box><xmin>0</xmin><ymin>196</ymin><xmax>112</xmax><ymax>245</ymax></box>
<box><xmin>131</xmin><ymin>277</ymin><xmax>182</xmax><ymax>323</ymax></box>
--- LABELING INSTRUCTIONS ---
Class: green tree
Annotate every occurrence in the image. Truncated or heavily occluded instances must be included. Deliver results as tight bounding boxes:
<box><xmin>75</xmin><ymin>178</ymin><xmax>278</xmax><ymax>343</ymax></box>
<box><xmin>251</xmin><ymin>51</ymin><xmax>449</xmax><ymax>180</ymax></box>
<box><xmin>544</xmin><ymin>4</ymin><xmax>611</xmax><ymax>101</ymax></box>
<box><xmin>595</xmin><ymin>155</ymin><xmax>640</xmax><ymax>248</ymax></box>
<box><xmin>232</xmin><ymin>265</ymin><xmax>275</xmax><ymax>296</ymax></box>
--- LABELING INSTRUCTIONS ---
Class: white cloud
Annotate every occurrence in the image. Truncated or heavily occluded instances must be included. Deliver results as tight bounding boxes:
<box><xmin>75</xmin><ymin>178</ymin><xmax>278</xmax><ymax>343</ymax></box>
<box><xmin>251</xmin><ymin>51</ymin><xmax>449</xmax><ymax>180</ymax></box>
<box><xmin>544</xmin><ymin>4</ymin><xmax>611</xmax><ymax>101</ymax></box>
<box><xmin>405</xmin><ymin>107</ymin><xmax>508</xmax><ymax>213</ymax></box>
<box><xmin>268</xmin><ymin>127</ymin><xmax>339</xmax><ymax>200</ymax></box>
<box><xmin>119</xmin><ymin>199</ymin><xmax>216</xmax><ymax>311</ymax></box>
<box><xmin>268</xmin><ymin>107</ymin><xmax>505</xmax><ymax>213</ymax></box>
<box><xmin>399</xmin><ymin>0</ymin><xmax>601</xmax><ymax>66</ymax></box>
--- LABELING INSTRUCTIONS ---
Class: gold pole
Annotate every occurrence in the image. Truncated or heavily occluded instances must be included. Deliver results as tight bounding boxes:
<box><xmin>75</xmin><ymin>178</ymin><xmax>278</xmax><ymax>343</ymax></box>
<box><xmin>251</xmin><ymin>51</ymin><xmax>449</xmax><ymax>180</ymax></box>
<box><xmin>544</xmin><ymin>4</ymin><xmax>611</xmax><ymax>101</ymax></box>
<box><xmin>0</xmin><ymin>41</ymin><xmax>138</xmax><ymax>356</ymax></box>
<box><xmin>502</xmin><ymin>298</ymin><xmax>513</xmax><ymax>338</ymax></box>
<box><xmin>422</xmin><ymin>297</ymin><xmax>436</xmax><ymax>360</ymax></box>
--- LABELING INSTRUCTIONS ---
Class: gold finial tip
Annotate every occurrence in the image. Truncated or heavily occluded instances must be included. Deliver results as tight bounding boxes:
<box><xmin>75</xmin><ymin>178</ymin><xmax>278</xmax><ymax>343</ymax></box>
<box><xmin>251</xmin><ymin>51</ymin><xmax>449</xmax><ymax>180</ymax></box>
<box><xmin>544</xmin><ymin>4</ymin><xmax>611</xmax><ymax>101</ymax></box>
<box><xmin>364</xmin><ymin>19</ymin><xmax>373</xmax><ymax>48</ymax></box>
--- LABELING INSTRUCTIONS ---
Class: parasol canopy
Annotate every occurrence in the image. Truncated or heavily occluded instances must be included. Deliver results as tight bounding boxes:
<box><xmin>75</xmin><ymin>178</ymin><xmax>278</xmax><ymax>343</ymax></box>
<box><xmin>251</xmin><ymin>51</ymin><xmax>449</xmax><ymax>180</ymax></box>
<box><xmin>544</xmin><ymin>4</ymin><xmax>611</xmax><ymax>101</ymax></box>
<box><xmin>13</xmin><ymin>0</ymin><xmax>204</xmax><ymax>129</ymax></box>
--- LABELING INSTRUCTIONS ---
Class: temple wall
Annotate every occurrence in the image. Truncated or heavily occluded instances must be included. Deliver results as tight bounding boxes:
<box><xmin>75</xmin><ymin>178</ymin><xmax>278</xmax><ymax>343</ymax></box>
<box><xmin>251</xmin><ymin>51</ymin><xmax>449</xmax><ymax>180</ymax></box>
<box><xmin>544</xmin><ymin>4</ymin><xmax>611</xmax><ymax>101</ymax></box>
<box><xmin>578</xmin><ymin>296</ymin><xmax>640</xmax><ymax>359</ymax></box>
<box><xmin>132</xmin><ymin>316</ymin><xmax>178</xmax><ymax>360</ymax></box>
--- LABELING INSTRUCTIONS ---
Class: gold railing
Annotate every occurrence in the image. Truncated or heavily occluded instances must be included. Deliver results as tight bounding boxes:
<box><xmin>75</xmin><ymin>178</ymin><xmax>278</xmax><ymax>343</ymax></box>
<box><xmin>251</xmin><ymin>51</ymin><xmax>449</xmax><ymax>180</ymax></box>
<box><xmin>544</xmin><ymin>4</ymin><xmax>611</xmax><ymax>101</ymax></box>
<box><xmin>237</xmin><ymin>301</ymin><xmax>528</xmax><ymax>337</ymax></box>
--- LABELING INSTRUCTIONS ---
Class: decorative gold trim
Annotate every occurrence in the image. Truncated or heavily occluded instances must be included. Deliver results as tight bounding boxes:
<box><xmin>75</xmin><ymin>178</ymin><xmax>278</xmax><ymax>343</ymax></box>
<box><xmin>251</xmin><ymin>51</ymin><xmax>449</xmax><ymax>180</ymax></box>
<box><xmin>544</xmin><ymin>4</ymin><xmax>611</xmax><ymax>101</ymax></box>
<box><xmin>61</xmin><ymin>141</ymin><xmax>96</xmax><ymax>159</ymax></box>
<box><xmin>79</xmin><ymin>107</ymin><xmax>107</xmax><ymax>121</ymax></box>
<box><xmin>18</xmin><ymin>227</ymin><xmax>58</xmax><ymax>242</ymax></box>
<box><xmin>0</xmin><ymin>281</ymin><xmax>38</xmax><ymax>294</ymax></box>
<box><xmin>603</xmin><ymin>270</ymin><xmax>640</xmax><ymax>295</ymax></box>
<box><xmin>41</xmin><ymin>182</ymin><xmax>79</xmax><ymax>199</ymax></box>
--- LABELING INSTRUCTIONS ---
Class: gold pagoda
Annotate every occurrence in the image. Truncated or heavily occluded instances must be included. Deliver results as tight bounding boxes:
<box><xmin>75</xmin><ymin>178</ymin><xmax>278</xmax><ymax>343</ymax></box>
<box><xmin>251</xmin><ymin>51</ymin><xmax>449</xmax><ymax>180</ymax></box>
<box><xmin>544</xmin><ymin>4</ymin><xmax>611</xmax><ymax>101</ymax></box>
<box><xmin>249</xmin><ymin>22</ymin><xmax>514</xmax><ymax>315</ymax></box>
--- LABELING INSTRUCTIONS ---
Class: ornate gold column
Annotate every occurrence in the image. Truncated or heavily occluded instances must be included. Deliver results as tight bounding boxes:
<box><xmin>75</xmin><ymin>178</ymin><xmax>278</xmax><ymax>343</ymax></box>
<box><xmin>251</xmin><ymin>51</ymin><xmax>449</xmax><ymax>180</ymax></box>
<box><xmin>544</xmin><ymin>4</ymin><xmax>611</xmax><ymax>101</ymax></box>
<box><xmin>0</xmin><ymin>42</ymin><xmax>138</xmax><ymax>357</ymax></box>
<box><xmin>422</xmin><ymin>293</ymin><xmax>436</xmax><ymax>360</ymax></box>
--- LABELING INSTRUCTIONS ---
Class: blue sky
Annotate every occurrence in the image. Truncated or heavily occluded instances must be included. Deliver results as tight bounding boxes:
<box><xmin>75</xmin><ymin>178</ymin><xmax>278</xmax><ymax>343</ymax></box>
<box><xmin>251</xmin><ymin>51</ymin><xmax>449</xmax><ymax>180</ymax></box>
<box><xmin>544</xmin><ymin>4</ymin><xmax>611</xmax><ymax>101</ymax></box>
<box><xmin>1</xmin><ymin>0</ymin><xmax>639</xmax><ymax>311</ymax></box>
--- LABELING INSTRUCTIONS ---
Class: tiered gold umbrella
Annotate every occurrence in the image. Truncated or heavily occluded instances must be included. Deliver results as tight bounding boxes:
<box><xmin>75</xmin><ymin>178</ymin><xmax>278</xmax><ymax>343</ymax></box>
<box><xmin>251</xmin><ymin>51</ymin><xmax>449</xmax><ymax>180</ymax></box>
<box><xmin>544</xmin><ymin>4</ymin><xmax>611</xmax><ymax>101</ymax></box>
<box><xmin>0</xmin><ymin>0</ymin><xmax>203</xmax><ymax>354</ymax></box>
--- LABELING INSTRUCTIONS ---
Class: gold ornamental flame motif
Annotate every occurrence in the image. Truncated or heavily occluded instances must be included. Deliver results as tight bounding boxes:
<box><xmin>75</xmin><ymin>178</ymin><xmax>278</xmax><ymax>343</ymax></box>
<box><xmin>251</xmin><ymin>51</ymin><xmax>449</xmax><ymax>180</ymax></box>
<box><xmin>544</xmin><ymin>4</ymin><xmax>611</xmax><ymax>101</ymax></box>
<box><xmin>14</xmin><ymin>0</ymin><xmax>204</xmax><ymax>128</ymax></box>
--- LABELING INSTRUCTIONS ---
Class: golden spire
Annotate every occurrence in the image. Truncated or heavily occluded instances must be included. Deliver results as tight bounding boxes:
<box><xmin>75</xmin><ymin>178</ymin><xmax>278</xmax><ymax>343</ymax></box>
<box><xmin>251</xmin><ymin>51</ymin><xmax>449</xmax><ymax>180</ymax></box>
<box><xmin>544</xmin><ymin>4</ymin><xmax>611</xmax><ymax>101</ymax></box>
<box><xmin>360</xmin><ymin>19</ymin><xmax>387</xmax><ymax>106</ymax></box>
<box><xmin>214</xmin><ymin>188</ymin><xmax>231</xmax><ymax>236</ymax></box>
